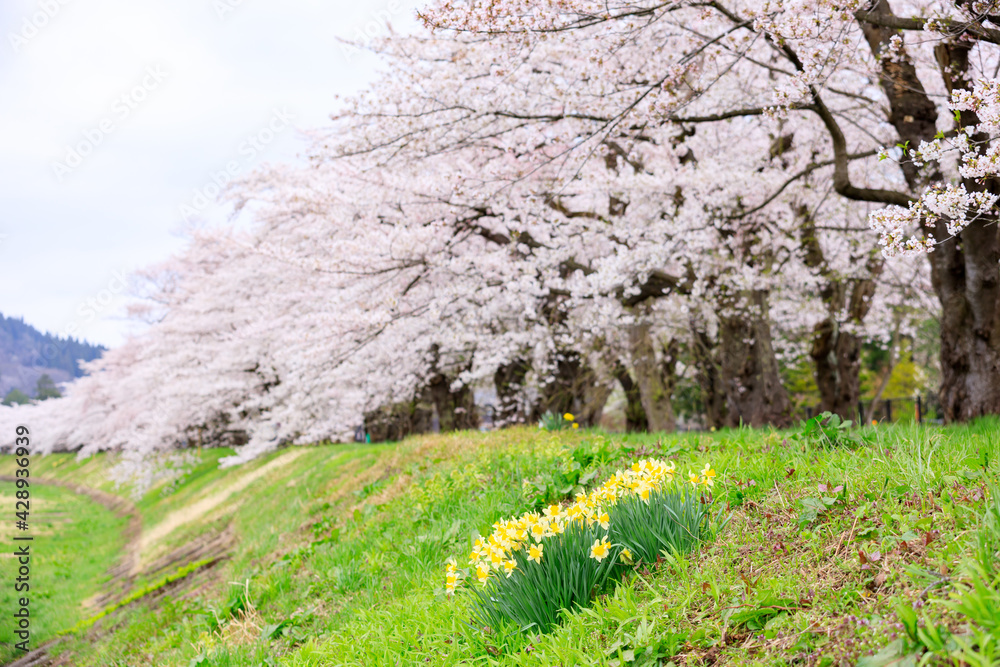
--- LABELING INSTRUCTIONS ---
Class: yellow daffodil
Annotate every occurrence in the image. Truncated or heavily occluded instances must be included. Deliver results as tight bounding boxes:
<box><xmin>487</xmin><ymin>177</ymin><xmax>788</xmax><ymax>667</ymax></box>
<box><xmin>448</xmin><ymin>458</ymin><xmax>717</xmax><ymax>597</ymax></box>
<box><xmin>700</xmin><ymin>463</ymin><xmax>716</xmax><ymax>487</ymax></box>
<box><xmin>563</xmin><ymin>413</ymin><xmax>575</xmax><ymax>421</ymax></box>
<box><xmin>590</xmin><ymin>537</ymin><xmax>611</xmax><ymax>562</ymax></box>
<box><xmin>530</xmin><ymin>522</ymin><xmax>547</xmax><ymax>541</ymax></box>
<box><xmin>638</xmin><ymin>483</ymin><xmax>651</xmax><ymax>502</ymax></box>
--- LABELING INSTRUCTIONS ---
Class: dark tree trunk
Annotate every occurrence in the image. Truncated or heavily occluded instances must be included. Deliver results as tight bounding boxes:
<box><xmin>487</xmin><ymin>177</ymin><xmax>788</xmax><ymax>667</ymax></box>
<box><xmin>689</xmin><ymin>318</ymin><xmax>727</xmax><ymax>429</ymax></box>
<box><xmin>932</xmin><ymin>222</ymin><xmax>1000</xmax><ymax>420</ymax></box>
<box><xmin>534</xmin><ymin>352</ymin><xmax>609</xmax><ymax>426</ymax></box>
<box><xmin>427</xmin><ymin>375</ymin><xmax>478</xmax><ymax>431</ymax></box>
<box><xmin>628</xmin><ymin>322</ymin><xmax>677</xmax><ymax>432</ymax></box>
<box><xmin>859</xmin><ymin>1</ymin><xmax>1000</xmax><ymax>421</ymax></box>
<box><xmin>799</xmin><ymin>205</ymin><xmax>881</xmax><ymax>419</ymax></box>
<box><xmin>493</xmin><ymin>358</ymin><xmax>530</xmax><ymax>425</ymax></box>
<box><xmin>580</xmin><ymin>380</ymin><xmax>614</xmax><ymax>427</ymax></box>
<box><xmin>811</xmin><ymin>323</ymin><xmax>864</xmax><ymax>419</ymax></box>
<box><xmin>931</xmin><ymin>43</ymin><xmax>1000</xmax><ymax>420</ymax></box>
<box><xmin>364</xmin><ymin>398</ymin><xmax>434</xmax><ymax>442</ymax></box>
<box><xmin>717</xmin><ymin>291</ymin><xmax>791</xmax><ymax>427</ymax></box>
<box><xmin>425</xmin><ymin>344</ymin><xmax>479</xmax><ymax>432</ymax></box>
<box><xmin>613</xmin><ymin>362</ymin><xmax>649</xmax><ymax>432</ymax></box>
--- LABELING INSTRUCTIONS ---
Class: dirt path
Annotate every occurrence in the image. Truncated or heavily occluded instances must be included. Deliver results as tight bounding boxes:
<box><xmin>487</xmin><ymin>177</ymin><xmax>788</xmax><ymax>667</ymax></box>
<box><xmin>2</xmin><ymin>451</ymin><xmax>305</xmax><ymax>666</ymax></box>
<box><xmin>135</xmin><ymin>448</ymin><xmax>305</xmax><ymax>571</ymax></box>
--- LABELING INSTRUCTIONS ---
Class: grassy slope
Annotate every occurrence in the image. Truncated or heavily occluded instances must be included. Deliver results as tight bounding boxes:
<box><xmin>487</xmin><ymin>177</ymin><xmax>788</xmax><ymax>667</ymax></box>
<box><xmin>1</xmin><ymin>420</ymin><xmax>997</xmax><ymax>666</ymax></box>
<box><xmin>0</xmin><ymin>483</ymin><xmax>126</xmax><ymax>663</ymax></box>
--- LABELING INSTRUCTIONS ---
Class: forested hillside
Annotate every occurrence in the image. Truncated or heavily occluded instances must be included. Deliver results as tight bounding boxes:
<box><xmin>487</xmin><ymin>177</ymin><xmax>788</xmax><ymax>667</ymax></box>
<box><xmin>0</xmin><ymin>313</ymin><xmax>104</xmax><ymax>399</ymax></box>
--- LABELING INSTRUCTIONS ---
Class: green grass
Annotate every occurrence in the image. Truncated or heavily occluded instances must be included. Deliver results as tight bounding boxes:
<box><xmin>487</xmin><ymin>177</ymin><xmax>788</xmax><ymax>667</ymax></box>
<box><xmin>1</xmin><ymin>420</ymin><xmax>997</xmax><ymax>665</ymax></box>
<box><xmin>0</xmin><ymin>483</ymin><xmax>126</xmax><ymax>663</ymax></box>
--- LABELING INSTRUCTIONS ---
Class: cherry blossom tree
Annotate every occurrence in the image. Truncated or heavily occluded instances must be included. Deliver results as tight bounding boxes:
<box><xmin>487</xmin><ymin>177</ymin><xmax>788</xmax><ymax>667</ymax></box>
<box><xmin>412</xmin><ymin>0</ymin><xmax>997</xmax><ymax>420</ymax></box>
<box><xmin>0</xmin><ymin>0</ymin><xmax>957</xmax><ymax>479</ymax></box>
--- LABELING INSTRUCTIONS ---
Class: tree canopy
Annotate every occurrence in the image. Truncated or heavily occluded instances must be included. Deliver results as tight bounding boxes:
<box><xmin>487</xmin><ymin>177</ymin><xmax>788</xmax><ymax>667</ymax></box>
<box><xmin>3</xmin><ymin>0</ymin><xmax>998</xmax><ymax>478</ymax></box>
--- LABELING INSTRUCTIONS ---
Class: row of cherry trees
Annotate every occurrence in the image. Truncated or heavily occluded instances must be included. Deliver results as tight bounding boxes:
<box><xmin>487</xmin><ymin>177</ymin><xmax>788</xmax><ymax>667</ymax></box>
<box><xmin>2</xmin><ymin>0</ymin><xmax>997</xmax><ymax>474</ymax></box>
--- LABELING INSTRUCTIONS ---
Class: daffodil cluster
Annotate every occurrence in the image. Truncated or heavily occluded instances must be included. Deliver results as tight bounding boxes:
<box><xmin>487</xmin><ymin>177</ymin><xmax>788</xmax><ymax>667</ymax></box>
<box><xmin>448</xmin><ymin>458</ymin><xmax>716</xmax><ymax>591</ymax></box>
<box><xmin>565</xmin><ymin>413</ymin><xmax>580</xmax><ymax>430</ymax></box>
<box><xmin>538</xmin><ymin>411</ymin><xmax>580</xmax><ymax>431</ymax></box>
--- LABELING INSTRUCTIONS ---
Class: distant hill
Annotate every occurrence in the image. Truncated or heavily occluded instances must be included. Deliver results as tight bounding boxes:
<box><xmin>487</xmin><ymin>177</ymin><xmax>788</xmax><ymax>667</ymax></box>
<box><xmin>0</xmin><ymin>313</ymin><xmax>105</xmax><ymax>400</ymax></box>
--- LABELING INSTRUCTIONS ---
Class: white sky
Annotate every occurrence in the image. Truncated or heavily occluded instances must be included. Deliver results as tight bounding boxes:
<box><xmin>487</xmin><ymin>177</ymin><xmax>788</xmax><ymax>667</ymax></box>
<box><xmin>0</xmin><ymin>0</ymin><xmax>422</xmax><ymax>347</ymax></box>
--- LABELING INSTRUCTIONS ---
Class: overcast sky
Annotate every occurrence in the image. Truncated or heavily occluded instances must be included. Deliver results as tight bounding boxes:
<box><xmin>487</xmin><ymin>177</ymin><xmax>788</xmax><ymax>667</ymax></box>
<box><xmin>0</xmin><ymin>0</ymin><xmax>421</xmax><ymax>347</ymax></box>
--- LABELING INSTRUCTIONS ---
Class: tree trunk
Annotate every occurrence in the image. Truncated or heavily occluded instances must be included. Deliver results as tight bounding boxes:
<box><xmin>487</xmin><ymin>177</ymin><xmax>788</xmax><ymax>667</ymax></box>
<box><xmin>932</xmin><ymin>222</ymin><xmax>1000</xmax><ymax>419</ymax></box>
<box><xmin>493</xmin><ymin>358</ymin><xmax>530</xmax><ymax>425</ymax></box>
<box><xmin>799</xmin><ymin>205</ymin><xmax>881</xmax><ymax>419</ymax></box>
<box><xmin>930</xmin><ymin>43</ymin><xmax>1000</xmax><ymax>420</ymax></box>
<box><xmin>535</xmin><ymin>352</ymin><xmax>609</xmax><ymax>426</ymax></box>
<box><xmin>427</xmin><ymin>375</ymin><xmax>478</xmax><ymax>432</ymax></box>
<box><xmin>364</xmin><ymin>397</ymin><xmax>434</xmax><ymax>442</ymax></box>
<box><xmin>717</xmin><ymin>291</ymin><xmax>791</xmax><ymax>427</ymax></box>
<box><xmin>811</xmin><ymin>323</ymin><xmax>864</xmax><ymax>419</ymax></box>
<box><xmin>425</xmin><ymin>344</ymin><xmax>479</xmax><ymax>432</ymax></box>
<box><xmin>628</xmin><ymin>322</ymin><xmax>677</xmax><ymax>432</ymax></box>
<box><xmin>859</xmin><ymin>1</ymin><xmax>1000</xmax><ymax>421</ymax></box>
<box><xmin>612</xmin><ymin>362</ymin><xmax>649</xmax><ymax>432</ymax></box>
<box><xmin>689</xmin><ymin>318</ymin><xmax>727</xmax><ymax>429</ymax></box>
<box><xmin>580</xmin><ymin>380</ymin><xmax>614</xmax><ymax>427</ymax></box>
<box><xmin>870</xmin><ymin>322</ymin><xmax>898</xmax><ymax>407</ymax></box>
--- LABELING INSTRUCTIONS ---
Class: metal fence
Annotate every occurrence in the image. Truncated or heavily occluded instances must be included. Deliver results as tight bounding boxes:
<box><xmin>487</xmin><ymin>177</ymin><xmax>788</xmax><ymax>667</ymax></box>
<box><xmin>803</xmin><ymin>393</ymin><xmax>943</xmax><ymax>425</ymax></box>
